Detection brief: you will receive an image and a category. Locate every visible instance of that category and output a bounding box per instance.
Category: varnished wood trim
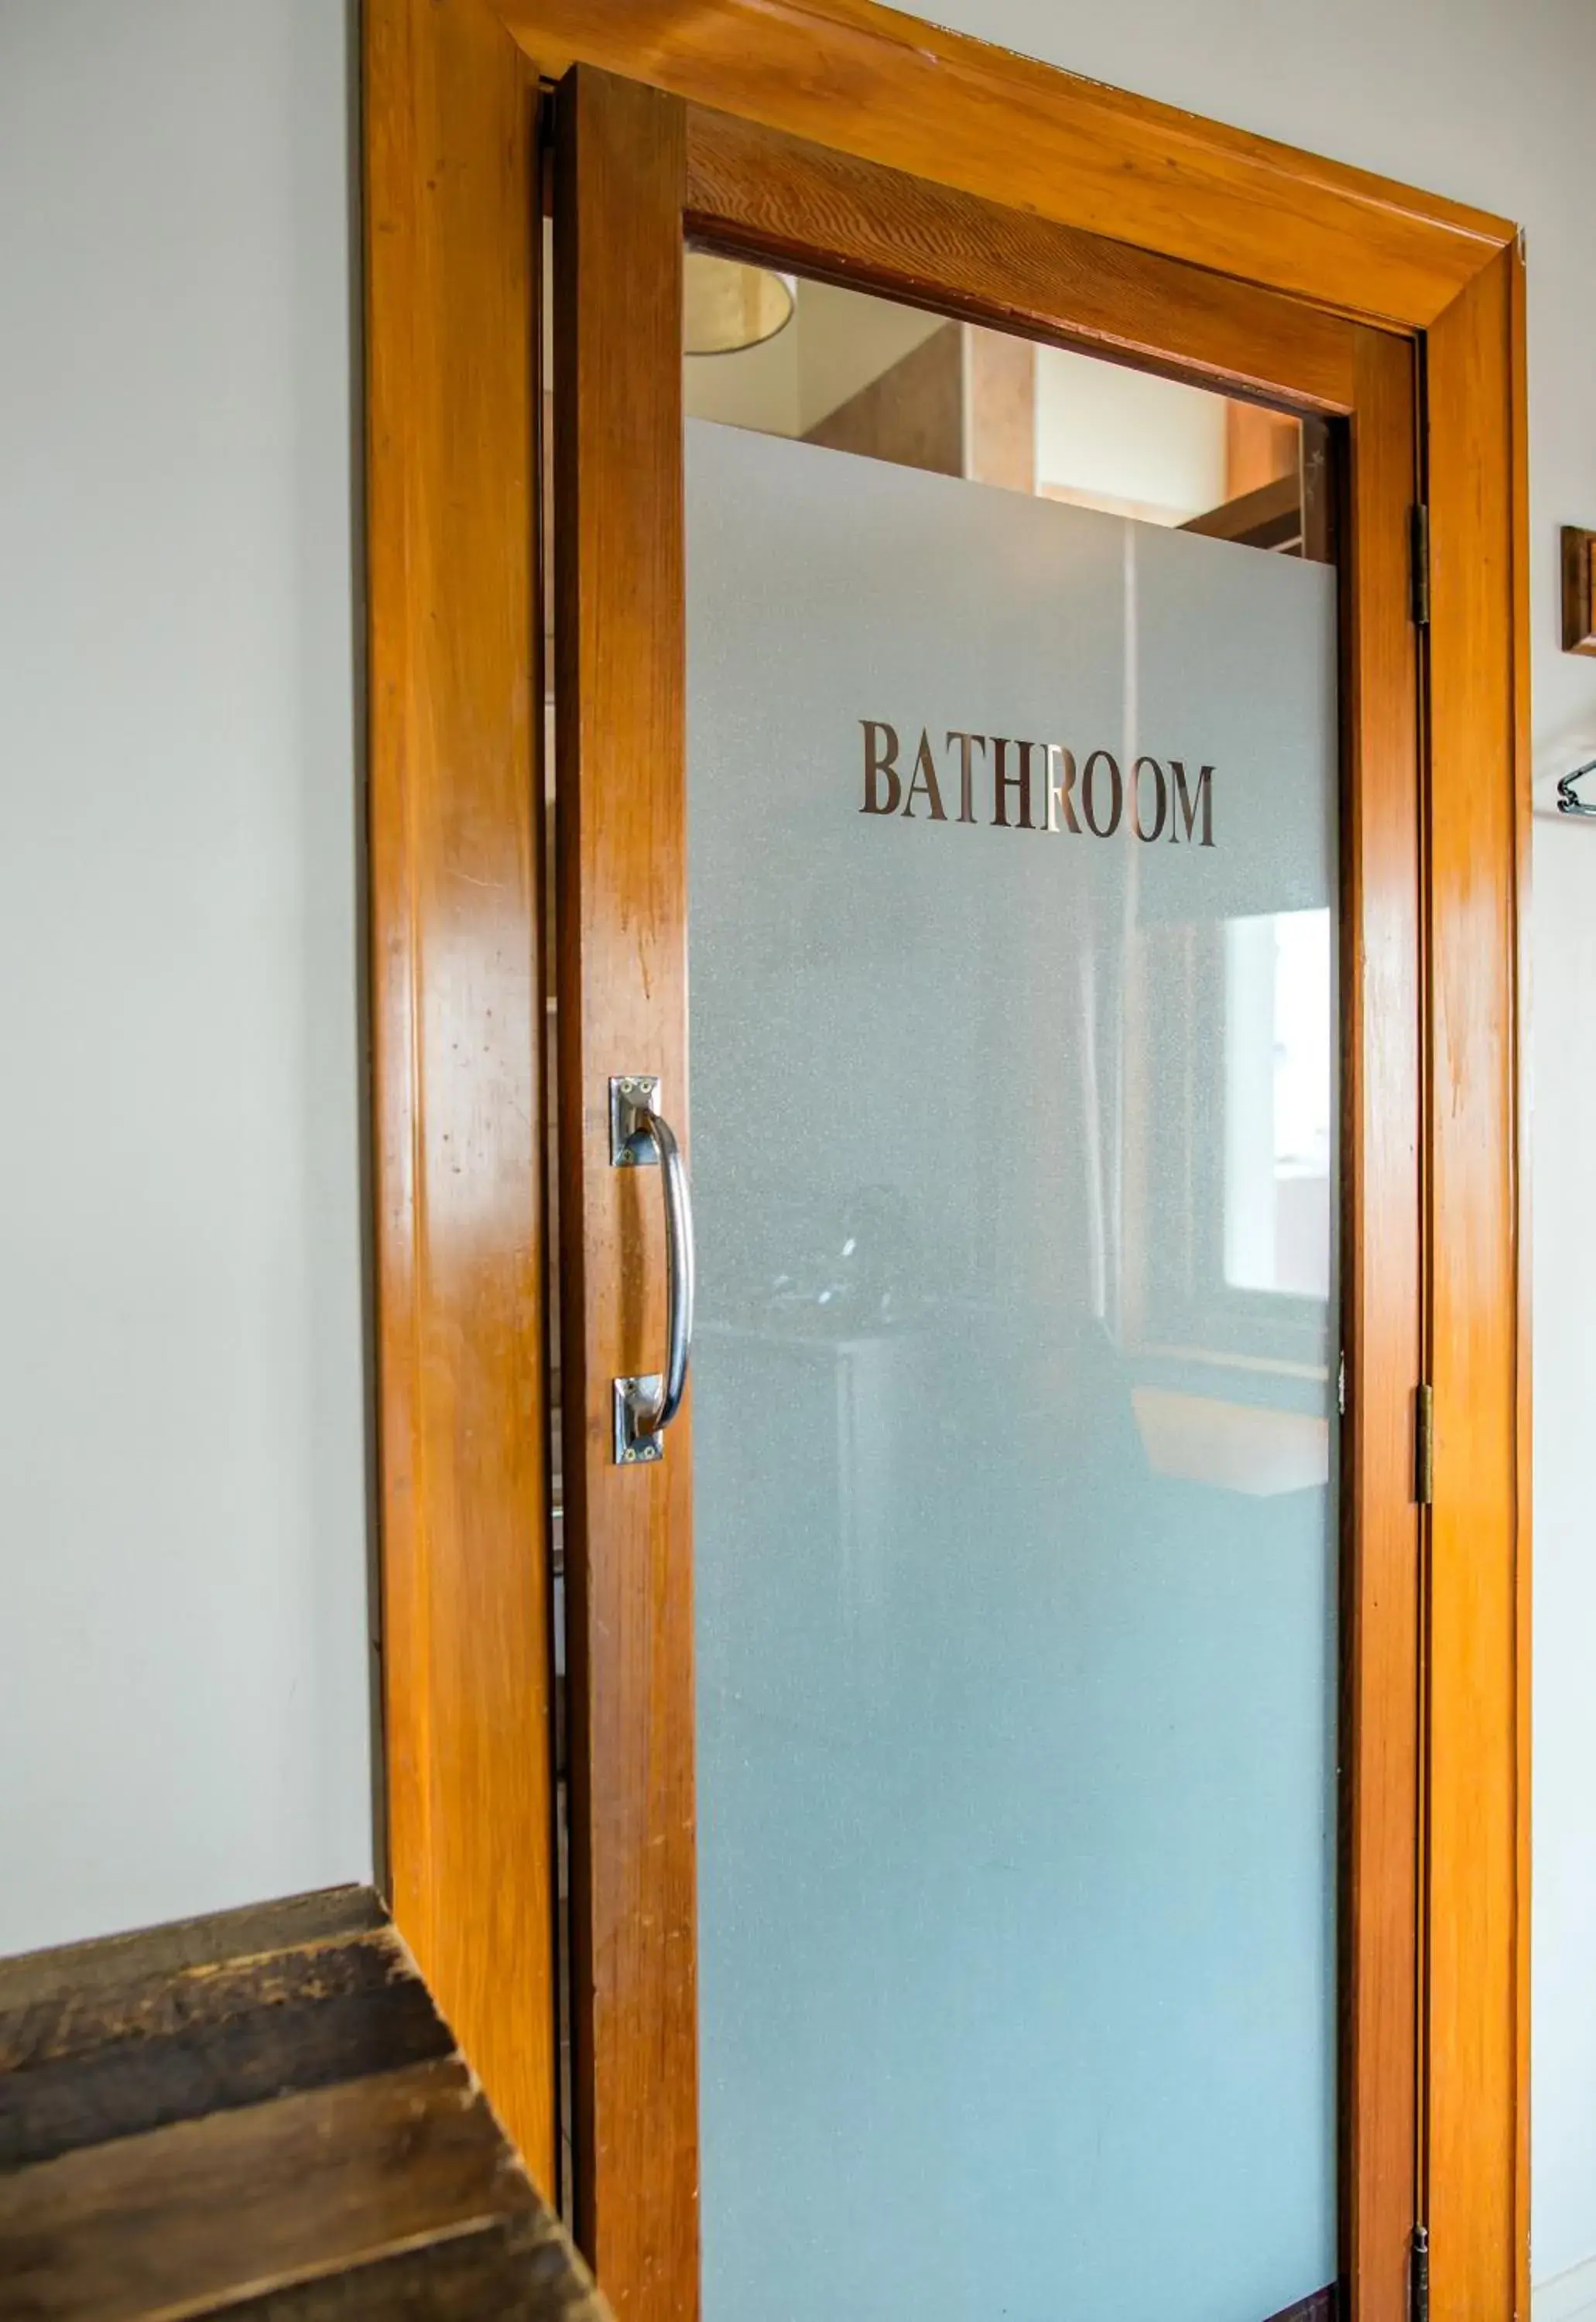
[364,0,557,2186]
[682,104,1361,411]
[553,66,698,2322]
[362,4,1529,2307]
[1339,327,1423,2322]
[1423,241,1529,2322]
[0,2057,536,2322]
[1511,238,1534,2322]
[491,0,1511,325]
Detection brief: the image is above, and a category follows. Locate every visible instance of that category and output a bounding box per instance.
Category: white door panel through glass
[686,414,1339,2322]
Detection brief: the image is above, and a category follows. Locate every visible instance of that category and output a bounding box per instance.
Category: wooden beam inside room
[800,319,1036,485]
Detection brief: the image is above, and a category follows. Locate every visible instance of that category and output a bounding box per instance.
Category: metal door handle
[610,1077,695,1464]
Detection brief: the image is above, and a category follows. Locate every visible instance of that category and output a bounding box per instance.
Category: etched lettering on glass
[902,731,948,820]
[1170,759,1215,847]
[862,720,1218,845]
[860,719,902,816]
[1132,755,1169,843]
[1081,749,1123,838]
[946,730,985,824]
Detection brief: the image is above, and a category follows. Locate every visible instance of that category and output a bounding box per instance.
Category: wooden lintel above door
[493,0,1510,324]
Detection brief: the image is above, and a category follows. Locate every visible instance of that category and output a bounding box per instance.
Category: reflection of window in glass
[1224,909,1332,1298]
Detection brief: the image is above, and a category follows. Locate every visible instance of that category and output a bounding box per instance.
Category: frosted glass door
[686,415,1339,2322]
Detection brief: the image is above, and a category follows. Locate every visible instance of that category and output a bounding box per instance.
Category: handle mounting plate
[610,1075,661,1166]
[614,1375,665,1464]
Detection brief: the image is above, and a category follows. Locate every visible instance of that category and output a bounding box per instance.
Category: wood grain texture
[1338,327,1423,2322]
[204,2214,608,2322]
[0,1930,450,2170]
[1511,236,1533,2322]
[552,67,698,2322]
[1227,401,1300,497]
[364,0,557,2183]
[0,1925,429,2077]
[1423,239,1529,2322]
[493,0,1511,325]
[0,1891,608,2322]
[0,2058,533,2322]
[0,1889,383,2022]
[683,103,1360,412]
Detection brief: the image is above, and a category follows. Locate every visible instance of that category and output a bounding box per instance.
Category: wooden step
[0,1889,606,2322]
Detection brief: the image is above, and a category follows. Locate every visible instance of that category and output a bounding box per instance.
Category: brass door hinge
[1411,504,1431,628]
[1410,2223,1430,2322]
[1415,1383,1435,1506]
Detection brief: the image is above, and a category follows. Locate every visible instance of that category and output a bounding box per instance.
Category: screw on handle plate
[613,1376,666,1464]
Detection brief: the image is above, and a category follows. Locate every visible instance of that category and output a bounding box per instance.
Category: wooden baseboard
[1265,2291,1336,2322]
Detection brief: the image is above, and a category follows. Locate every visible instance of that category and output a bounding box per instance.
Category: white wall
[917,0,1596,2286]
[1033,344,1228,521]
[0,0,372,1951]
[3,0,1594,2293]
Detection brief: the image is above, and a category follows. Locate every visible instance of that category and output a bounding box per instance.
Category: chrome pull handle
[610,1077,695,1464]
[640,1107,694,1432]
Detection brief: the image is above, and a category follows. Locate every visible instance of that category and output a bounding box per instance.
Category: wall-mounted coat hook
[1557,761,1596,818]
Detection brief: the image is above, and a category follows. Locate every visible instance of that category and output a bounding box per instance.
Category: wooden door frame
[364,3,1529,2317]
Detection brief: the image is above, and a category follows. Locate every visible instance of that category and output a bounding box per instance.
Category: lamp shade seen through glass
[684,252,796,356]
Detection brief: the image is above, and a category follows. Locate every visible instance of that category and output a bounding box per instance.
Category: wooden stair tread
[188,2216,606,2321]
[0,1925,453,2170]
[0,1892,386,2019]
[0,1891,606,2322]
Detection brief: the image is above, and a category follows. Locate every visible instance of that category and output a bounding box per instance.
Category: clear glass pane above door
[684,279,1339,2322]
